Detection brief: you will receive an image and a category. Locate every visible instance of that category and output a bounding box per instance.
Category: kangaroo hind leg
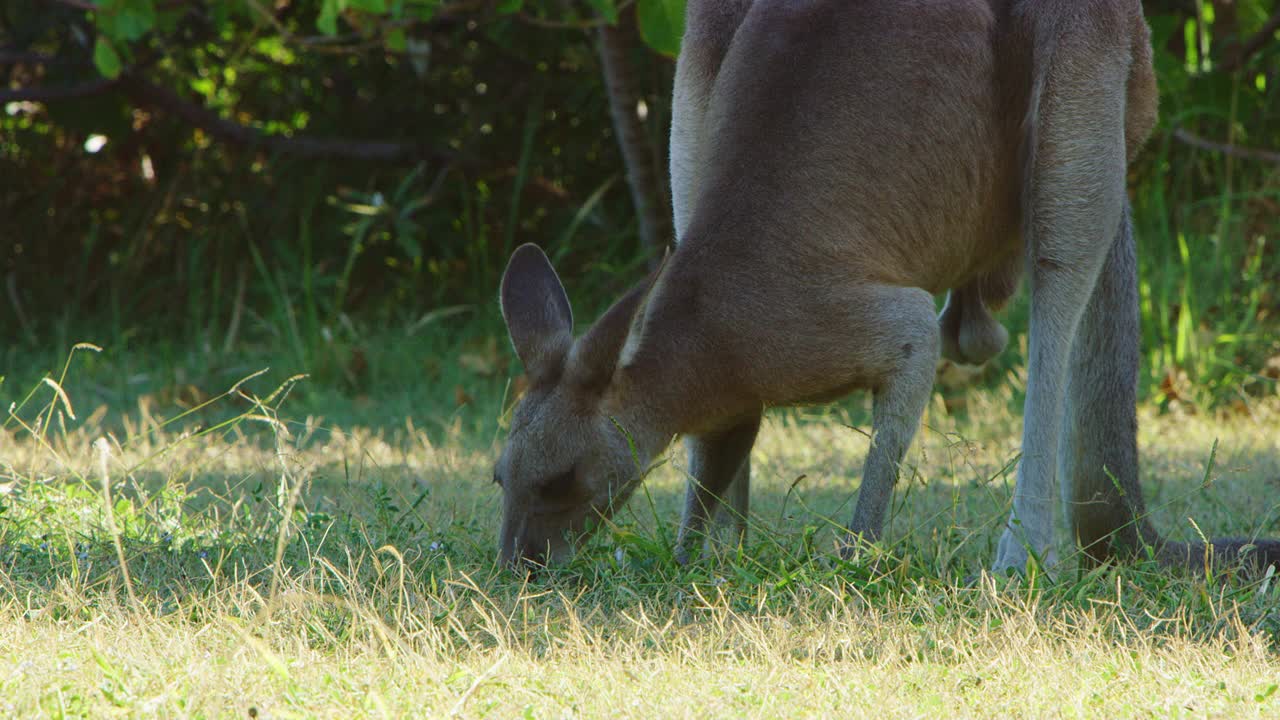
[992,9,1136,574]
[1059,203,1161,565]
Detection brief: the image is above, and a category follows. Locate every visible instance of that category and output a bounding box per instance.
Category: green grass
[2,346,1280,717]
[4,15,1277,714]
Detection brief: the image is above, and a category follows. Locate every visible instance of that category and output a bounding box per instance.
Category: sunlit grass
[2,353,1279,717]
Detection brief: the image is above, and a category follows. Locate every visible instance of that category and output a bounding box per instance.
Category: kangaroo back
[494,0,1279,577]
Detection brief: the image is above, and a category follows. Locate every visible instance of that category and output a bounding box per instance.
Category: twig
[46,0,192,11]
[1172,128,1280,165]
[268,0,481,52]
[240,0,290,39]
[223,263,248,355]
[0,77,117,103]
[5,273,35,344]
[120,74,461,163]
[1,72,461,163]
[517,0,637,30]
[0,48,76,65]
[44,0,97,9]
[2,69,468,164]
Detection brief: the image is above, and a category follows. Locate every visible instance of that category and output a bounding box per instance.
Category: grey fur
[494,0,1278,577]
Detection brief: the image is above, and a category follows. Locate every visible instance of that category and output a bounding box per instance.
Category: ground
[2,368,1279,718]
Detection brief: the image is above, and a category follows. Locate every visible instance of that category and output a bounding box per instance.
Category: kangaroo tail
[1062,200,1278,577]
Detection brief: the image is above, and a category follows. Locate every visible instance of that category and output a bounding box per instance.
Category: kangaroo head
[494,244,663,568]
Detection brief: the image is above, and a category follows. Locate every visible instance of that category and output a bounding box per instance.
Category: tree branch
[596,5,671,267]
[0,77,117,103]
[0,66,462,164]
[1218,7,1280,72]
[119,75,460,163]
[47,0,193,11]
[0,48,77,66]
[518,0,636,30]
[45,0,98,10]
[1173,128,1280,165]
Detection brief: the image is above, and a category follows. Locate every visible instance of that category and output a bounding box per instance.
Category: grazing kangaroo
[493,0,1280,575]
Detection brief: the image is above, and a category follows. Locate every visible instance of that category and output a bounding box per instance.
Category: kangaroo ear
[500,244,573,378]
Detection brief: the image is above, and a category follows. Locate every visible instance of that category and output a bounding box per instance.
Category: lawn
[2,354,1279,718]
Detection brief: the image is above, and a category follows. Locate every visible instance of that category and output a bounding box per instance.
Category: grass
[2,346,1280,718]
[4,7,1277,714]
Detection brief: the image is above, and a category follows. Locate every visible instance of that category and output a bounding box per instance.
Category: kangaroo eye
[537,469,576,500]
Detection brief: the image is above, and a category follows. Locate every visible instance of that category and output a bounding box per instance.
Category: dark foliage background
[2,0,1278,418]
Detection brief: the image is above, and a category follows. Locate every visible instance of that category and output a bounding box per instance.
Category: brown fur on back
[490,1,1276,578]
[629,0,1156,432]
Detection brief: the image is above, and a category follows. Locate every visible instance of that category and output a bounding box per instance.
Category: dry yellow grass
[2,374,1279,718]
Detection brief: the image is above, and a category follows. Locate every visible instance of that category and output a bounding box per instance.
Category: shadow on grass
[1,378,1278,659]
[3,437,1277,632]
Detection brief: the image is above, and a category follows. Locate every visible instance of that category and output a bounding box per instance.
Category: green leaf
[637,0,684,57]
[211,1,230,27]
[347,0,388,12]
[405,0,439,22]
[154,5,183,34]
[93,37,123,79]
[385,28,407,52]
[317,0,341,35]
[496,0,524,14]
[95,0,157,42]
[586,0,617,24]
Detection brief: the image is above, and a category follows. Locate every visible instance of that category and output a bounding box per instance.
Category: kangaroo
[493,0,1280,575]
